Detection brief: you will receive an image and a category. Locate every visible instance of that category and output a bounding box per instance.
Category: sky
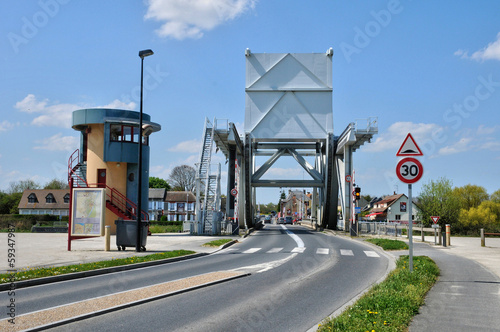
[0,0,499,205]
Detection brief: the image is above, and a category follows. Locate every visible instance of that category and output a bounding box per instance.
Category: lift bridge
[194,49,377,234]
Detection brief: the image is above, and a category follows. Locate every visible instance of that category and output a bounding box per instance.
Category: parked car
[278,217,285,224]
[264,215,272,223]
[285,216,293,224]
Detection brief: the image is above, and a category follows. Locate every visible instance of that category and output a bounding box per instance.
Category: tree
[44,178,69,189]
[491,189,500,204]
[7,179,40,194]
[417,177,460,228]
[0,192,23,214]
[458,200,500,234]
[452,184,489,210]
[149,176,171,190]
[168,165,196,192]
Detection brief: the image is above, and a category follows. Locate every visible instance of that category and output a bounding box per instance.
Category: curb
[27,272,251,332]
[1,252,208,291]
[2,239,243,291]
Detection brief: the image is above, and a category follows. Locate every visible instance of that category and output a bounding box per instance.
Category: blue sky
[0,0,499,204]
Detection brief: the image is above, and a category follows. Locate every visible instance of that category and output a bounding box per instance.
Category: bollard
[105,225,110,251]
[447,224,451,245]
[481,228,485,247]
[442,231,447,247]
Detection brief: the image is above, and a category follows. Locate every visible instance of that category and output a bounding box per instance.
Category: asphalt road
[12,225,391,331]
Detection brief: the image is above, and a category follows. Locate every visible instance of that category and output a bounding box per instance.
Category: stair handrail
[68,149,148,221]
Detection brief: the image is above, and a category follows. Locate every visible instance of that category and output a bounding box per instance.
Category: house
[148,188,166,221]
[18,189,70,217]
[365,193,419,222]
[281,190,310,219]
[148,190,196,222]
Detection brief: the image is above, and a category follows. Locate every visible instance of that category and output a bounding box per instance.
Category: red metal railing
[68,149,149,221]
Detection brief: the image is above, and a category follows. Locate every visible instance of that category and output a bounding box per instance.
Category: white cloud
[455,32,500,61]
[14,94,135,128]
[168,139,202,153]
[0,120,15,132]
[144,0,256,40]
[477,124,500,136]
[363,122,443,153]
[438,137,473,155]
[98,99,136,110]
[33,133,79,152]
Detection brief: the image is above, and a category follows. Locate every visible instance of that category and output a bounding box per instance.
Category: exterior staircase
[68,149,148,222]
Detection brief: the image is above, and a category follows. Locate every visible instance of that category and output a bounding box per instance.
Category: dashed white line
[291,247,306,253]
[316,248,329,255]
[242,248,261,254]
[340,249,354,256]
[364,251,380,258]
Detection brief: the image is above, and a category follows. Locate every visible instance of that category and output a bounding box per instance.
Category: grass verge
[318,255,439,332]
[365,238,408,250]
[0,250,195,284]
[202,239,234,247]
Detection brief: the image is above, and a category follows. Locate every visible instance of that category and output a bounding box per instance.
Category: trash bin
[114,219,148,251]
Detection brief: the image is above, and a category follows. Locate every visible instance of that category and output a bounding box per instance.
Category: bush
[150,220,183,227]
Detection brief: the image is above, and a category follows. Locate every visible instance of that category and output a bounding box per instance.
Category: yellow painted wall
[86,124,128,234]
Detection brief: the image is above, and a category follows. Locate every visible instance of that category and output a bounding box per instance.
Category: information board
[71,188,106,236]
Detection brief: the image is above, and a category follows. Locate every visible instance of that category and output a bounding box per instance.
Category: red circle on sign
[231,188,238,197]
[396,157,423,184]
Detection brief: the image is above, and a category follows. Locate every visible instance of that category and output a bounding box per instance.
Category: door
[97,169,106,188]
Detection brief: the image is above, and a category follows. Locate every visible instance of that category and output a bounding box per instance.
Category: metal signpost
[396,133,424,272]
[431,216,440,245]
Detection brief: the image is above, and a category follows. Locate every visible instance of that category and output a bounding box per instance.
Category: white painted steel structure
[200,49,378,232]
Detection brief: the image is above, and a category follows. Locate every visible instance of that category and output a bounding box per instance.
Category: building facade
[148,190,196,222]
[69,108,161,233]
[365,193,419,222]
[18,189,70,216]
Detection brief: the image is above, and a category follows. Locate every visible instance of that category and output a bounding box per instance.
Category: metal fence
[337,220,404,237]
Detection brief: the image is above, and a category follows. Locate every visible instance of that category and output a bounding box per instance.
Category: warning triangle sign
[431,216,440,224]
[397,133,423,156]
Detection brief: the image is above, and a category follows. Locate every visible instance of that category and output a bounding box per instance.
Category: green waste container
[114,219,148,251]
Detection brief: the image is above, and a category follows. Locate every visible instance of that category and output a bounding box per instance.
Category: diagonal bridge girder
[251,147,322,183]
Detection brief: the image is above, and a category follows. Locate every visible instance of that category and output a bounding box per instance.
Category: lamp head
[139,49,154,59]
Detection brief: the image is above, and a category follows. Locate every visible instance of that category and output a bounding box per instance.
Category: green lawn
[202,238,234,247]
[366,238,409,250]
[318,255,439,331]
[0,250,195,284]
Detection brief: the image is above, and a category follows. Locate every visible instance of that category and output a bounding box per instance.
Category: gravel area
[0,271,244,331]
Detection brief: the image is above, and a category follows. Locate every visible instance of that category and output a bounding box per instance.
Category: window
[395,215,401,220]
[110,124,148,145]
[46,194,56,204]
[168,203,176,211]
[64,194,70,203]
[28,193,38,203]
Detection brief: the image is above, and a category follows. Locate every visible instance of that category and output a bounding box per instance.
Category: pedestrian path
[221,247,381,258]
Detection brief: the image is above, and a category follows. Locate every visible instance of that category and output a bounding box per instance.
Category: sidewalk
[0,233,240,274]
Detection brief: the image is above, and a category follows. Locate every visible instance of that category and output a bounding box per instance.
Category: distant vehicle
[264,215,271,223]
[285,216,293,224]
[278,217,285,224]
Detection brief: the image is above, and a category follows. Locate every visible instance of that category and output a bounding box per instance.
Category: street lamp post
[136,49,154,252]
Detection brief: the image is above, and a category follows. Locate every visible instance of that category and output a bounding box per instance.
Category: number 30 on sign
[396,157,423,184]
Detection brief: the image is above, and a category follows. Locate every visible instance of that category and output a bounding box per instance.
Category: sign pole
[408,183,413,272]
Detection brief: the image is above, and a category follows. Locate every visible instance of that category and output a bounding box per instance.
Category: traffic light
[354,187,361,200]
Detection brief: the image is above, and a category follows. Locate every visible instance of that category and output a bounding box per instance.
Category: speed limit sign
[396,157,423,184]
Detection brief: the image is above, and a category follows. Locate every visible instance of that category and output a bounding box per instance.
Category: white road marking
[232,253,298,274]
[340,249,354,256]
[316,248,329,255]
[291,247,306,253]
[364,250,380,258]
[280,225,305,247]
[243,248,261,254]
[266,248,283,253]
